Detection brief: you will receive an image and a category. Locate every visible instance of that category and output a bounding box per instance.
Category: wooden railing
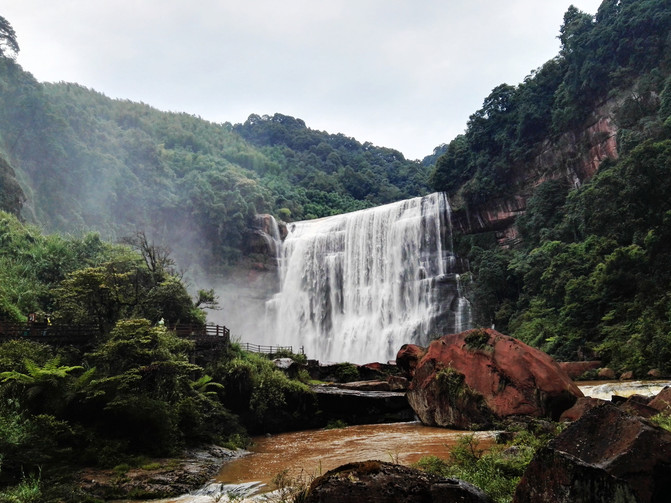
[0,320,100,341]
[0,320,231,348]
[171,323,230,339]
[239,342,304,355]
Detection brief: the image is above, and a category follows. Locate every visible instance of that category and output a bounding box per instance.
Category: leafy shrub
[415,430,557,503]
[214,352,316,432]
[334,363,359,383]
[464,330,491,351]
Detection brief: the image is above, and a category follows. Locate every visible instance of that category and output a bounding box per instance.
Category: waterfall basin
[215,421,495,490]
[116,381,671,502]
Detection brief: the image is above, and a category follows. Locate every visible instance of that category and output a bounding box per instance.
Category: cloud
[3,0,603,159]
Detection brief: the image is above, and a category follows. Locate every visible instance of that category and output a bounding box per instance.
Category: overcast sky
[3,1,603,160]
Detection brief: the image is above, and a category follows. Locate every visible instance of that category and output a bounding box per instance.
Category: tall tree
[0,16,19,59]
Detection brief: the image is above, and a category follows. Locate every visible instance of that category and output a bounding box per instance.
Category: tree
[0,16,19,59]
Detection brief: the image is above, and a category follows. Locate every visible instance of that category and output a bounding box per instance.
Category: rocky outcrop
[514,403,671,503]
[76,445,244,501]
[451,195,527,238]
[303,460,493,503]
[452,100,619,243]
[312,385,414,426]
[401,329,582,429]
[246,213,283,258]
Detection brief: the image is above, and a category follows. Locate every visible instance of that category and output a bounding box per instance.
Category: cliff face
[451,100,620,244]
[0,156,25,216]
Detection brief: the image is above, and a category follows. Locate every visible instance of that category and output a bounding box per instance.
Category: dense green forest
[0,53,429,271]
[3,0,671,499]
[2,1,671,372]
[0,211,315,501]
[431,0,671,373]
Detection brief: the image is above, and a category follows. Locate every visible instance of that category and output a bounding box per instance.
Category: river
[124,380,671,502]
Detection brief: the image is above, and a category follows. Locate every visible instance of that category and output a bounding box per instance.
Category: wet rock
[387,375,409,390]
[619,395,658,419]
[514,403,671,503]
[76,445,245,500]
[396,344,427,379]
[649,386,671,412]
[340,380,393,391]
[598,367,616,379]
[312,385,414,425]
[620,370,635,380]
[360,362,399,380]
[402,329,582,429]
[338,376,408,392]
[559,396,607,422]
[303,460,492,503]
[648,369,662,378]
[558,360,602,379]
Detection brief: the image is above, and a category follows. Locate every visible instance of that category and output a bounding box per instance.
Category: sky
[2,1,604,161]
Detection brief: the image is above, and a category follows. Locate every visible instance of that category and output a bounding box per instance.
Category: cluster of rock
[76,446,244,500]
[515,401,671,502]
[302,328,671,502]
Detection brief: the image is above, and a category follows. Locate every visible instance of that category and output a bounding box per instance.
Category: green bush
[334,363,359,383]
[415,430,556,503]
[213,352,316,432]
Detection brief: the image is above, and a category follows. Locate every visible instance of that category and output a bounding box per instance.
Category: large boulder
[558,360,602,379]
[514,403,671,503]
[401,329,582,429]
[302,460,492,503]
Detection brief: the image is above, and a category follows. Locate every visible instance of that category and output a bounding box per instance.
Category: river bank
[79,379,671,502]
[75,446,247,501]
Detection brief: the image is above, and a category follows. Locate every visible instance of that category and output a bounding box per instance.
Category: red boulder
[401,329,583,429]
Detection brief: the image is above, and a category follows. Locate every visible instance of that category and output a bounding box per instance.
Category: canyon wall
[452,100,620,244]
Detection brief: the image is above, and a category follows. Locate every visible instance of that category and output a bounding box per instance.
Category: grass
[651,411,671,432]
[0,475,42,503]
[414,426,560,503]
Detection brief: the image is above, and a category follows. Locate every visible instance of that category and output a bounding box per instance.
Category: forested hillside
[0,56,429,272]
[3,0,671,377]
[430,0,671,374]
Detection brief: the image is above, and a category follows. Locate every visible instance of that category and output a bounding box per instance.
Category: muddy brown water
[118,380,671,501]
[215,421,495,488]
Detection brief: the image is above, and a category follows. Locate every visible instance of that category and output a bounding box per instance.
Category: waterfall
[454,274,473,334]
[266,192,470,363]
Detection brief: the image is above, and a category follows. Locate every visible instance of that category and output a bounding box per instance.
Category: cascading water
[455,274,473,334]
[266,192,471,363]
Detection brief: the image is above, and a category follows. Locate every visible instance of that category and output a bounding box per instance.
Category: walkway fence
[239,342,304,355]
[0,320,100,345]
[0,319,231,349]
